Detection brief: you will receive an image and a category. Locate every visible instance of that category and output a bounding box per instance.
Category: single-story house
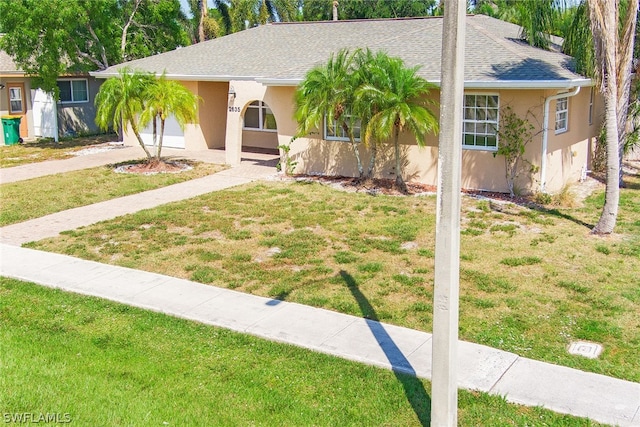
[1,48,103,144]
[93,15,603,194]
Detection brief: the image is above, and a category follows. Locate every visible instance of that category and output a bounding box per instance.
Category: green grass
[0,278,602,426]
[0,134,119,167]
[0,162,225,226]
[24,173,640,384]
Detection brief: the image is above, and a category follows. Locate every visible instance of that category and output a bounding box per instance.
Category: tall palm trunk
[593,77,620,234]
[590,0,621,234]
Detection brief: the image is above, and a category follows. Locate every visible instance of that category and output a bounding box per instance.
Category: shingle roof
[95,15,589,88]
[0,49,23,74]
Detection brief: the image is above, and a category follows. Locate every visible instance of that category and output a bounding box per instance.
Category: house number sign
[228,106,241,112]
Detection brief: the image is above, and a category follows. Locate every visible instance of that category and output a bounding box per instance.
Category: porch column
[225,82,242,165]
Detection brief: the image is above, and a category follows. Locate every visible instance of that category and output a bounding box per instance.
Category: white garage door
[140,115,185,149]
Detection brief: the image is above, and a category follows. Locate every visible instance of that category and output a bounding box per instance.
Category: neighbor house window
[463,94,499,150]
[324,115,361,142]
[588,88,594,125]
[57,79,88,103]
[244,101,276,131]
[555,96,568,133]
[8,86,23,113]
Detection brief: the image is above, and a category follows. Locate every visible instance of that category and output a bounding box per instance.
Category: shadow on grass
[535,206,595,230]
[340,270,431,426]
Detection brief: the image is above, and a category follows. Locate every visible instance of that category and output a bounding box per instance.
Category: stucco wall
[57,77,102,136]
[120,78,603,194]
[288,87,601,194]
[196,81,228,149]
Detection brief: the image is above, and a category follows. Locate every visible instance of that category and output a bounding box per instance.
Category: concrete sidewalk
[1,244,638,426]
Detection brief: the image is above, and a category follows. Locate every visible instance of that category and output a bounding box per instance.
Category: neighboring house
[0,48,102,144]
[94,15,603,194]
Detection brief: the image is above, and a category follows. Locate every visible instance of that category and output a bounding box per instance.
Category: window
[463,94,499,150]
[324,115,361,142]
[555,96,568,133]
[57,79,89,103]
[244,101,276,131]
[9,86,23,113]
[588,87,594,125]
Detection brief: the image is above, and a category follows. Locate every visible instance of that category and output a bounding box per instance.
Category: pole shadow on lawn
[339,270,431,426]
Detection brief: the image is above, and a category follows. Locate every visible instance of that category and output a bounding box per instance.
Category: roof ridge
[467,17,529,61]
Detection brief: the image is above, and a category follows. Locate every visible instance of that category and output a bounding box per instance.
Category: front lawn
[26,171,640,384]
[0,162,225,226]
[0,278,601,426]
[0,134,119,168]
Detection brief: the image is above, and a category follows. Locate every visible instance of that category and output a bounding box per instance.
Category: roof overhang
[91,71,593,91]
[257,77,593,89]
[90,71,261,82]
[0,72,27,77]
[462,78,593,89]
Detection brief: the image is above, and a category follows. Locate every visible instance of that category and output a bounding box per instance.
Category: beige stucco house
[1,48,103,144]
[94,15,603,194]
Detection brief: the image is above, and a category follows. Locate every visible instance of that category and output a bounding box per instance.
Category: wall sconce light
[0,84,5,90]
[228,85,236,100]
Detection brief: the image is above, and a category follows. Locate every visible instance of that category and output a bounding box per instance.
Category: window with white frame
[588,88,594,125]
[8,86,23,113]
[57,79,89,103]
[463,94,499,150]
[555,96,568,133]
[324,115,361,142]
[244,101,277,131]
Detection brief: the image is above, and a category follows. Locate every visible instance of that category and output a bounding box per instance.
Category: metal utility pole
[431,0,465,426]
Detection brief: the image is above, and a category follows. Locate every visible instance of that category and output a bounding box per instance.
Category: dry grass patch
[0,134,119,167]
[27,174,640,383]
[0,162,225,226]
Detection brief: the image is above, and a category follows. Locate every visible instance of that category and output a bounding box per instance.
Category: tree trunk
[342,120,363,178]
[157,117,166,161]
[152,118,158,158]
[366,142,377,179]
[591,0,620,235]
[393,127,406,192]
[198,0,208,43]
[130,121,153,159]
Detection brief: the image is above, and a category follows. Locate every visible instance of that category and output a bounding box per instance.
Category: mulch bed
[114,160,192,175]
[288,173,534,205]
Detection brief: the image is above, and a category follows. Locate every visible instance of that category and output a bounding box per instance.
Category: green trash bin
[2,116,22,145]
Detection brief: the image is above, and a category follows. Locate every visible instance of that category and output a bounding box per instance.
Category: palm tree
[230,0,298,31]
[187,0,231,41]
[295,48,365,178]
[95,67,154,159]
[139,74,201,162]
[588,0,638,234]
[352,49,389,179]
[356,54,439,191]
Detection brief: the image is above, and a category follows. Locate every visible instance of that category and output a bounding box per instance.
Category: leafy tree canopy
[0,0,189,96]
[303,0,436,21]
